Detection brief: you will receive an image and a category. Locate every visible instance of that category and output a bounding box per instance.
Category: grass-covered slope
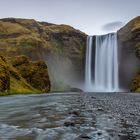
[0,55,50,95]
[118,16,140,91]
[0,18,87,94]
[0,56,10,94]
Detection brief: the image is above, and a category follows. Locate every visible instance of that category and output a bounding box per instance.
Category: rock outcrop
[0,56,10,92]
[0,18,87,94]
[118,16,140,91]
[0,55,50,95]
[11,56,50,92]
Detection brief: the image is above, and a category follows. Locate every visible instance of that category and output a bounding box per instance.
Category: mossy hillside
[0,18,87,91]
[0,18,86,62]
[0,56,10,93]
[11,56,50,93]
[118,16,140,55]
[0,55,50,95]
[0,56,36,95]
[0,20,48,59]
[118,16,140,92]
[0,21,31,35]
[131,70,140,92]
[135,43,140,59]
[0,18,86,66]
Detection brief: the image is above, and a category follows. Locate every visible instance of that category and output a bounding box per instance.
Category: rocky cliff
[0,18,87,94]
[118,16,140,91]
[0,55,50,95]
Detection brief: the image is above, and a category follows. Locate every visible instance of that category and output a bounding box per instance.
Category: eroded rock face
[0,56,10,92]
[11,56,50,93]
[130,70,140,92]
[0,18,87,92]
[0,55,50,95]
[118,17,140,91]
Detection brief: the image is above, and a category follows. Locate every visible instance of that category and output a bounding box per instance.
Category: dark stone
[97,107,104,111]
[68,110,80,116]
[79,134,92,139]
[97,132,102,135]
[64,121,75,127]
[70,88,83,92]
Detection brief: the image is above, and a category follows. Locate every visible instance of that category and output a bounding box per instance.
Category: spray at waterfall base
[85,33,119,92]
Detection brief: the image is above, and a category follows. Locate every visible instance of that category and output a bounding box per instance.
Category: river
[0,92,139,140]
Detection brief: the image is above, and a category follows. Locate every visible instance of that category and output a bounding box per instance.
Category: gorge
[0,17,140,94]
[0,17,140,140]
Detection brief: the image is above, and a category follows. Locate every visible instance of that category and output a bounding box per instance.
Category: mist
[102,21,124,32]
[43,54,85,91]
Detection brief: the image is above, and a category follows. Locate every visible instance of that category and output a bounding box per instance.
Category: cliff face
[0,55,50,95]
[118,17,140,91]
[11,56,50,93]
[0,56,10,93]
[0,18,87,93]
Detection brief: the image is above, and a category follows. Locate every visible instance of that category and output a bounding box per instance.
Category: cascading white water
[85,36,93,90]
[85,33,119,92]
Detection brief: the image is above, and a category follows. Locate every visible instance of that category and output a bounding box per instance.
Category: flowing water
[85,36,93,90]
[0,93,139,140]
[85,33,119,92]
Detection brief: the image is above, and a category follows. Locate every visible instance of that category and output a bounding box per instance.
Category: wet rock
[91,96,96,99]
[70,88,83,92]
[64,121,75,127]
[97,107,104,112]
[79,134,92,139]
[97,132,102,135]
[130,113,135,116]
[118,133,128,137]
[68,110,80,116]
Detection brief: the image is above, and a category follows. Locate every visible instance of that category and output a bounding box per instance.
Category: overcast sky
[0,0,139,35]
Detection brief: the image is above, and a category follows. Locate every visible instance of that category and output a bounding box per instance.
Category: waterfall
[85,33,119,92]
[85,36,93,91]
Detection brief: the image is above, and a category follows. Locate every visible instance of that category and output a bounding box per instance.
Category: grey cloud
[0,0,140,34]
[102,22,124,32]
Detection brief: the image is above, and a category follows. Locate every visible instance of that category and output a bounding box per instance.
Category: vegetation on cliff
[130,70,140,92]
[0,18,87,94]
[118,16,140,92]
[0,55,50,95]
[11,56,50,92]
[0,56,10,93]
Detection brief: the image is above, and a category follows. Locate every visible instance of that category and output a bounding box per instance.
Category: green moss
[0,55,50,96]
[9,76,40,94]
[11,56,50,93]
[135,88,140,92]
[130,70,140,92]
[0,21,30,35]
[0,18,87,93]
[135,43,140,59]
[0,56,10,92]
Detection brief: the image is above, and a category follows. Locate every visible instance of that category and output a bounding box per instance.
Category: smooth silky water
[85,33,119,92]
[0,93,136,140]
